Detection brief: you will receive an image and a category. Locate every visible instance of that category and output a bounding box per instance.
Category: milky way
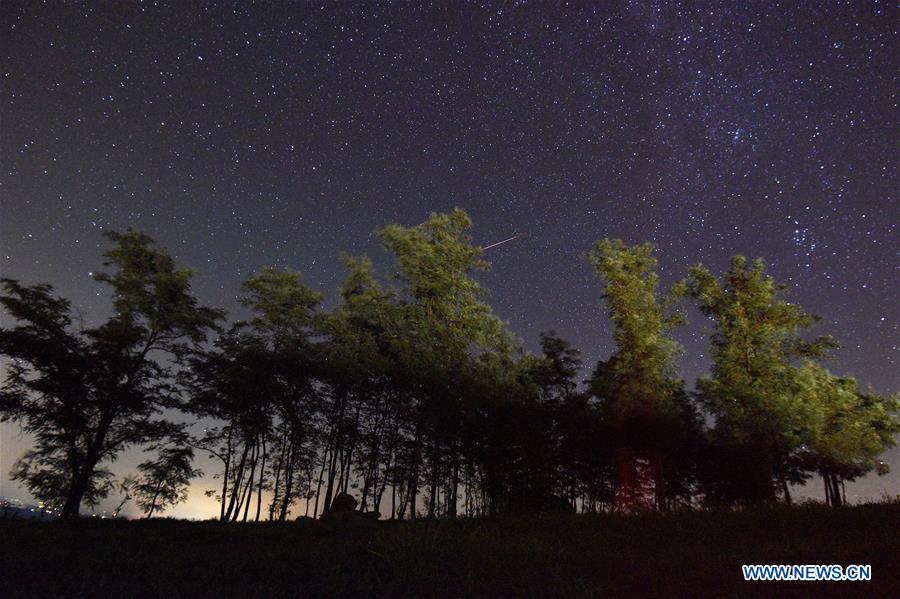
[1,2,896,510]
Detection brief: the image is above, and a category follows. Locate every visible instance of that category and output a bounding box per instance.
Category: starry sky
[1,1,897,514]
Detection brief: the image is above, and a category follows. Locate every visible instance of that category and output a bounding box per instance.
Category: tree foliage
[679,256,844,503]
[585,240,700,509]
[1,216,895,519]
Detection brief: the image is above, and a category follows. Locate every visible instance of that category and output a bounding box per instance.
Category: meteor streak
[481,232,524,251]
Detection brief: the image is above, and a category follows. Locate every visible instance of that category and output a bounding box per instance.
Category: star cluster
[1,2,896,505]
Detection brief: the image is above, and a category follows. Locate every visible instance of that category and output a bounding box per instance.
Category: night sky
[1,1,897,514]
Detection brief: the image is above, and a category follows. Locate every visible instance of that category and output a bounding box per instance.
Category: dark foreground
[2,504,898,598]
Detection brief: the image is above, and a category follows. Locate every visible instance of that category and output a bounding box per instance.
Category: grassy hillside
[2,504,898,598]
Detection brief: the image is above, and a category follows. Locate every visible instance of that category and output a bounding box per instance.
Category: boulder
[328,492,357,513]
[322,493,382,522]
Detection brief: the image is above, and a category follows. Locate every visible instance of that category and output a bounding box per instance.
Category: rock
[321,493,382,522]
[328,492,357,513]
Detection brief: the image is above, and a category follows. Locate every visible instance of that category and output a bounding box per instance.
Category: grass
[2,503,898,598]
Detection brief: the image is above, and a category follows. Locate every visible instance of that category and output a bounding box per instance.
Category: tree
[378,209,516,518]
[530,331,582,404]
[133,443,202,518]
[795,362,899,506]
[189,331,277,521]
[678,256,837,504]
[316,255,402,518]
[188,267,322,522]
[585,239,689,510]
[240,267,322,521]
[0,229,221,520]
[479,333,586,514]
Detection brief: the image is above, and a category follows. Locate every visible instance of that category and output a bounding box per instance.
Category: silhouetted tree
[518,333,587,512]
[133,443,201,518]
[240,267,322,521]
[319,256,401,517]
[188,267,321,521]
[0,230,221,520]
[189,331,268,521]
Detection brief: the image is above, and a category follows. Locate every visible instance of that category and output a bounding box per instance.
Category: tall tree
[378,209,515,518]
[679,256,837,504]
[478,333,585,514]
[190,331,279,521]
[240,267,322,521]
[188,267,322,521]
[319,256,401,517]
[585,239,687,510]
[0,230,221,520]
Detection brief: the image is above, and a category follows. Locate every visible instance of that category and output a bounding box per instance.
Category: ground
[2,503,898,598]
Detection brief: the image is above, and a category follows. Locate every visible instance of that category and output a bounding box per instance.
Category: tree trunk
[255,435,267,522]
[220,423,234,520]
[781,477,792,505]
[322,445,340,516]
[652,452,665,511]
[240,441,259,522]
[269,445,283,522]
[278,428,298,521]
[830,473,843,507]
[145,478,164,519]
[313,446,328,519]
[58,413,115,521]
[224,441,252,521]
[59,469,92,521]
[448,456,459,518]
